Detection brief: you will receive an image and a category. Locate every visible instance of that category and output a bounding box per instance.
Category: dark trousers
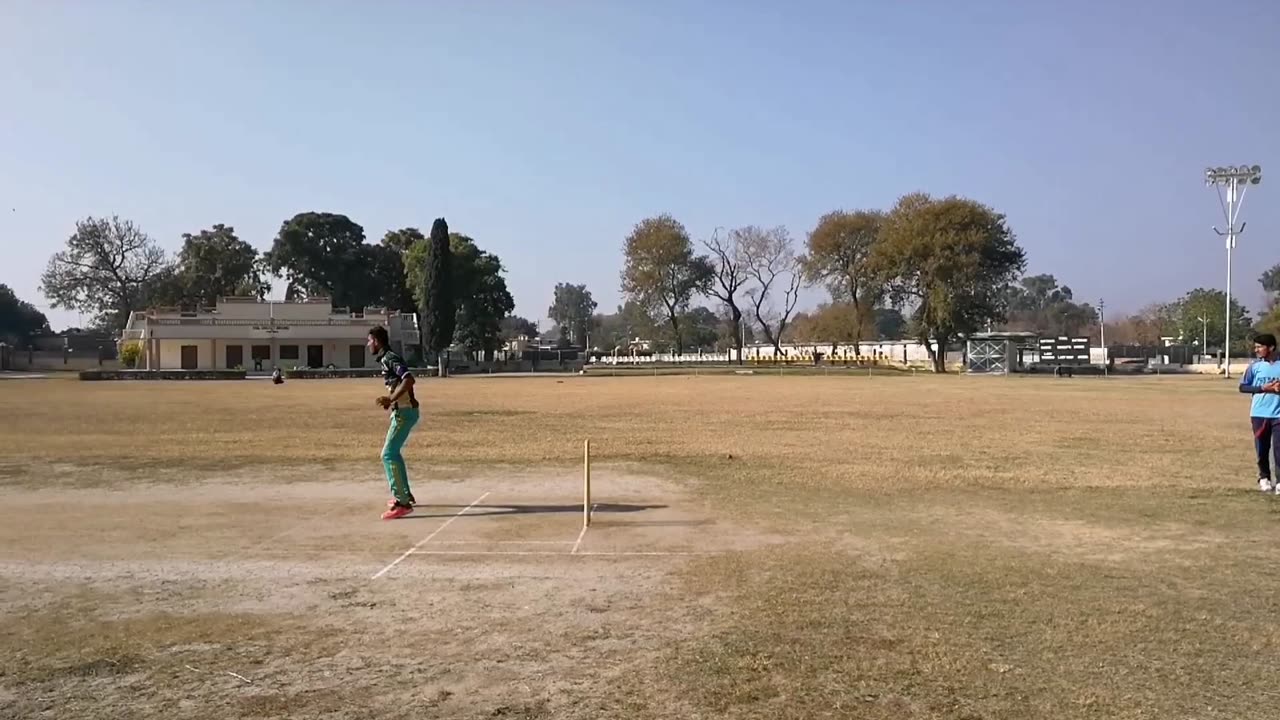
[1252,417,1280,479]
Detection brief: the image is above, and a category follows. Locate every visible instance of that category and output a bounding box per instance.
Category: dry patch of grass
[3,374,1278,718]
[671,539,1280,719]
[0,374,1256,495]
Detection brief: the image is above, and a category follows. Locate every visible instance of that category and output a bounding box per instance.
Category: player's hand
[375,396,391,409]
[1266,381,1280,393]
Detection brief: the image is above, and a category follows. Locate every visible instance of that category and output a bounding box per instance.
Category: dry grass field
[2,372,1279,719]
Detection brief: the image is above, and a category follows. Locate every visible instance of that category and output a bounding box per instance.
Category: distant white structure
[591,340,957,365]
[119,297,419,371]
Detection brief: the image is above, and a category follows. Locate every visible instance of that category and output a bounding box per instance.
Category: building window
[280,345,300,360]
[251,345,270,360]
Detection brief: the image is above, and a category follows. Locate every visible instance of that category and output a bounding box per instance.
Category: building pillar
[211,339,217,370]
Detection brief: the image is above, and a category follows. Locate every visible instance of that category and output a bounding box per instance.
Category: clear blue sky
[3,0,1278,332]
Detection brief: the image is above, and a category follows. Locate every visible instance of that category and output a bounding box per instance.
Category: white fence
[593,353,731,365]
[591,341,944,365]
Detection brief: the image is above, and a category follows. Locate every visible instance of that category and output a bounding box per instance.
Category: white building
[120,297,419,371]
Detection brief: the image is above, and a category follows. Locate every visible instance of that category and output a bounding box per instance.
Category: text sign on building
[1038,336,1091,365]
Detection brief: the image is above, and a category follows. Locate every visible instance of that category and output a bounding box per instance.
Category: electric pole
[1098,299,1106,371]
[1206,164,1262,378]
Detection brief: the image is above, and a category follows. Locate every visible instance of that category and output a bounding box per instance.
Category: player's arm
[1239,365,1256,393]
[1239,365,1270,393]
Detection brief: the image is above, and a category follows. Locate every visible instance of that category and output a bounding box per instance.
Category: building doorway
[307,344,324,368]
[349,344,366,368]
[180,345,198,370]
[225,344,243,369]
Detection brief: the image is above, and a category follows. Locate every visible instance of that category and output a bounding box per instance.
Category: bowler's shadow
[405,502,666,519]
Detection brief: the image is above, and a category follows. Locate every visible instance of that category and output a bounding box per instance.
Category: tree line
[535,198,1280,368]
[7,197,1280,369]
[29,213,514,367]
[583,192,1028,372]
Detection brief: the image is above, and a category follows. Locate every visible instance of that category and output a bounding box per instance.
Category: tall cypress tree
[419,217,456,375]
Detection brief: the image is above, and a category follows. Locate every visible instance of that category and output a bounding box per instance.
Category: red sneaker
[382,503,414,520]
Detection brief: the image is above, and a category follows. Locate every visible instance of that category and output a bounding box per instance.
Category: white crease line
[432,540,574,545]
[413,550,710,557]
[370,491,490,579]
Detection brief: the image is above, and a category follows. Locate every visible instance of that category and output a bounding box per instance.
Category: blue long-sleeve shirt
[1240,360,1280,418]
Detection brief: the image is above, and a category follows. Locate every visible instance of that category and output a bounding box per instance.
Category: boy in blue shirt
[1239,333,1280,493]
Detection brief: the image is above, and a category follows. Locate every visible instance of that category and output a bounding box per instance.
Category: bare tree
[40,215,168,331]
[703,227,748,362]
[739,225,805,354]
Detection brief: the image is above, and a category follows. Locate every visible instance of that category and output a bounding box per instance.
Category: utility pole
[1098,299,1106,372]
[1206,165,1262,378]
[1197,315,1209,363]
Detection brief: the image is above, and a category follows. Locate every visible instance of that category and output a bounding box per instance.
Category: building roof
[965,331,1039,340]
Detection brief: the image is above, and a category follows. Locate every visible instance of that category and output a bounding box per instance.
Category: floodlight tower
[1206,164,1262,378]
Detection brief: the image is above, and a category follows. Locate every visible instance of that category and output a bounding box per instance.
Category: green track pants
[382,407,419,505]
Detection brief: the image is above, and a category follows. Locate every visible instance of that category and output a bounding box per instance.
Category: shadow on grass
[402,502,666,518]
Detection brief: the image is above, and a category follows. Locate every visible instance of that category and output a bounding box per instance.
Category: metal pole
[1199,316,1207,362]
[1207,165,1262,377]
[1225,179,1236,378]
[1099,299,1106,373]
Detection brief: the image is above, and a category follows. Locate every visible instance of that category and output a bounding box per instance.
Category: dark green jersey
[378,350,418,409]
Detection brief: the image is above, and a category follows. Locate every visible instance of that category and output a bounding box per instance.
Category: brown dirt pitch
[2,373,1279,719]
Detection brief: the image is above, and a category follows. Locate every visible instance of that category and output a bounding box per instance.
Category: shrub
[119,342,142,368]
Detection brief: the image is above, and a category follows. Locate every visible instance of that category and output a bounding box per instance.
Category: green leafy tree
[1004,274,1097,336]
[362,243,415,313]
[1169,288,1252,352]
[406,229,509,363]
[148,224,269,307]
[785,302,857,345]
[500,315,540,342]
[264,212,367,306]
[0,284,50,344]
[382,227,425,254]
[594,301,660,353]
[876,192,1027,372]
[803,209,885,354]
[874,307,906,340]
[449,235,514,361]
[416,218,456,373]
[1257,266,1280,339]
[548,283,598,347]
[620,214,714,355]
[40,215,168,330]
[676,306,721,352]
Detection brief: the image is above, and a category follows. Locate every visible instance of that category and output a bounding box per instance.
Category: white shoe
[1261,477,1276,493]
